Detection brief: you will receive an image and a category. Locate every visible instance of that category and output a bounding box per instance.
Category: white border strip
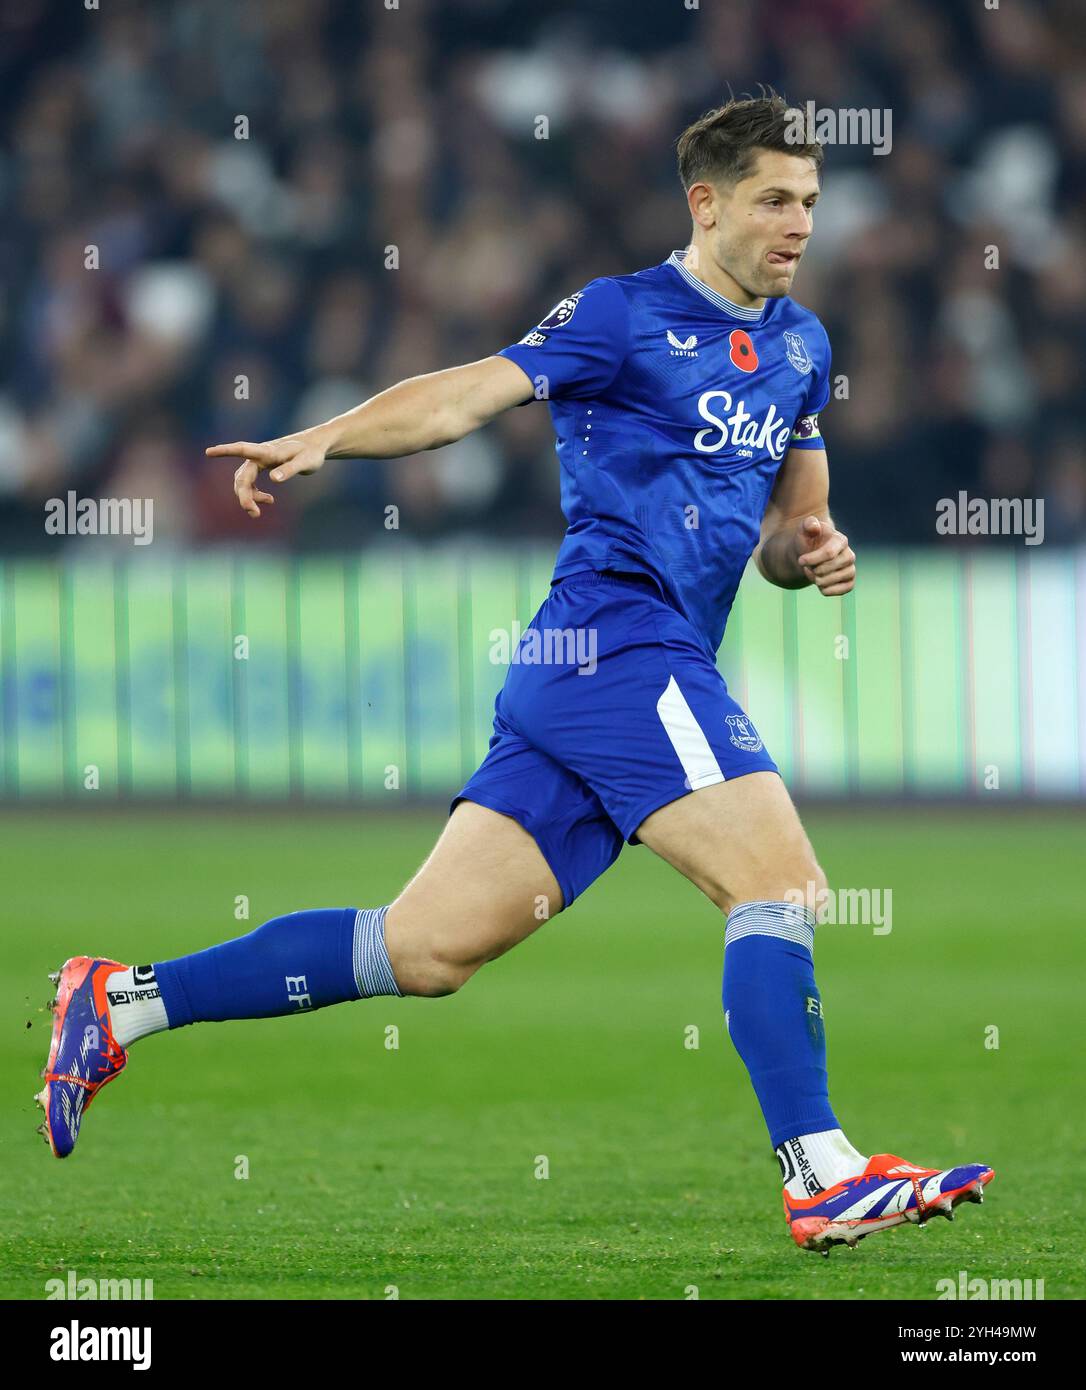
[667,249,765,322]
[656,675,725,790]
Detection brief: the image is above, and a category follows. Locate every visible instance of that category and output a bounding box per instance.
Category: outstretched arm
[206,355,534,518]
[753,446,856,596]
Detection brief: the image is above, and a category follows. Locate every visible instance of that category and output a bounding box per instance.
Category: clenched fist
[795,515,856,596]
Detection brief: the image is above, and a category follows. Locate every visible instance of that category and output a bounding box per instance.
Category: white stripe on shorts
[655,675,725,790]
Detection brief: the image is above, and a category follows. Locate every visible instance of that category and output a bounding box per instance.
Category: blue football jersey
[499,249,832,655]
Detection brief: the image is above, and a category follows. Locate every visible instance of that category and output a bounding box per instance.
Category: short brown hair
[676,91,824,190]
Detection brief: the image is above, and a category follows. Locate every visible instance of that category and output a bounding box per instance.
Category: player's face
[708,150,820,301]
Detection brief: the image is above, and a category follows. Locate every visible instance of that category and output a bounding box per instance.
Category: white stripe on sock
[353,906,401,999]
[725,900,816,955]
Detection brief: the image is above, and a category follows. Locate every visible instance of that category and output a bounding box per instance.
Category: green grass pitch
[3,806,1082,1300]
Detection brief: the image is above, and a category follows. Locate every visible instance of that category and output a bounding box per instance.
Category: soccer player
[38,95,992,1253]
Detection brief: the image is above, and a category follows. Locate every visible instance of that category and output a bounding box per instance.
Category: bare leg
[634,771,826,911]
[384,800,563,996]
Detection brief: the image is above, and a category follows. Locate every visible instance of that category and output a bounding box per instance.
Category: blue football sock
[155,906,400,1028]
[721,900,838,1150]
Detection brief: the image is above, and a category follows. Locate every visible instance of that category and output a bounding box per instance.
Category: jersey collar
[666,249,767,324]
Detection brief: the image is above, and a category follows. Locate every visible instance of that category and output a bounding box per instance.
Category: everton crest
[726,713,764,752]
[783,330,813,376]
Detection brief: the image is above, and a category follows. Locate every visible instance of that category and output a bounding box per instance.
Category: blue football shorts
[452,571,779,908]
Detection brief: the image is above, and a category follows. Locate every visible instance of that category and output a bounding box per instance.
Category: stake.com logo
[694,390,793,461]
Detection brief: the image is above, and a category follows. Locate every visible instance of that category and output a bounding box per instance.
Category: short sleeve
[789,324,831,450]
[498,277,631,401]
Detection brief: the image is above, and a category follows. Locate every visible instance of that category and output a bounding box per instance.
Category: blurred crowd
[1,0,1084,552]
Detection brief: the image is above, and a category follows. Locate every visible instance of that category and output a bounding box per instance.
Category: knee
[384,904,486,998]
[398,945,477,999]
